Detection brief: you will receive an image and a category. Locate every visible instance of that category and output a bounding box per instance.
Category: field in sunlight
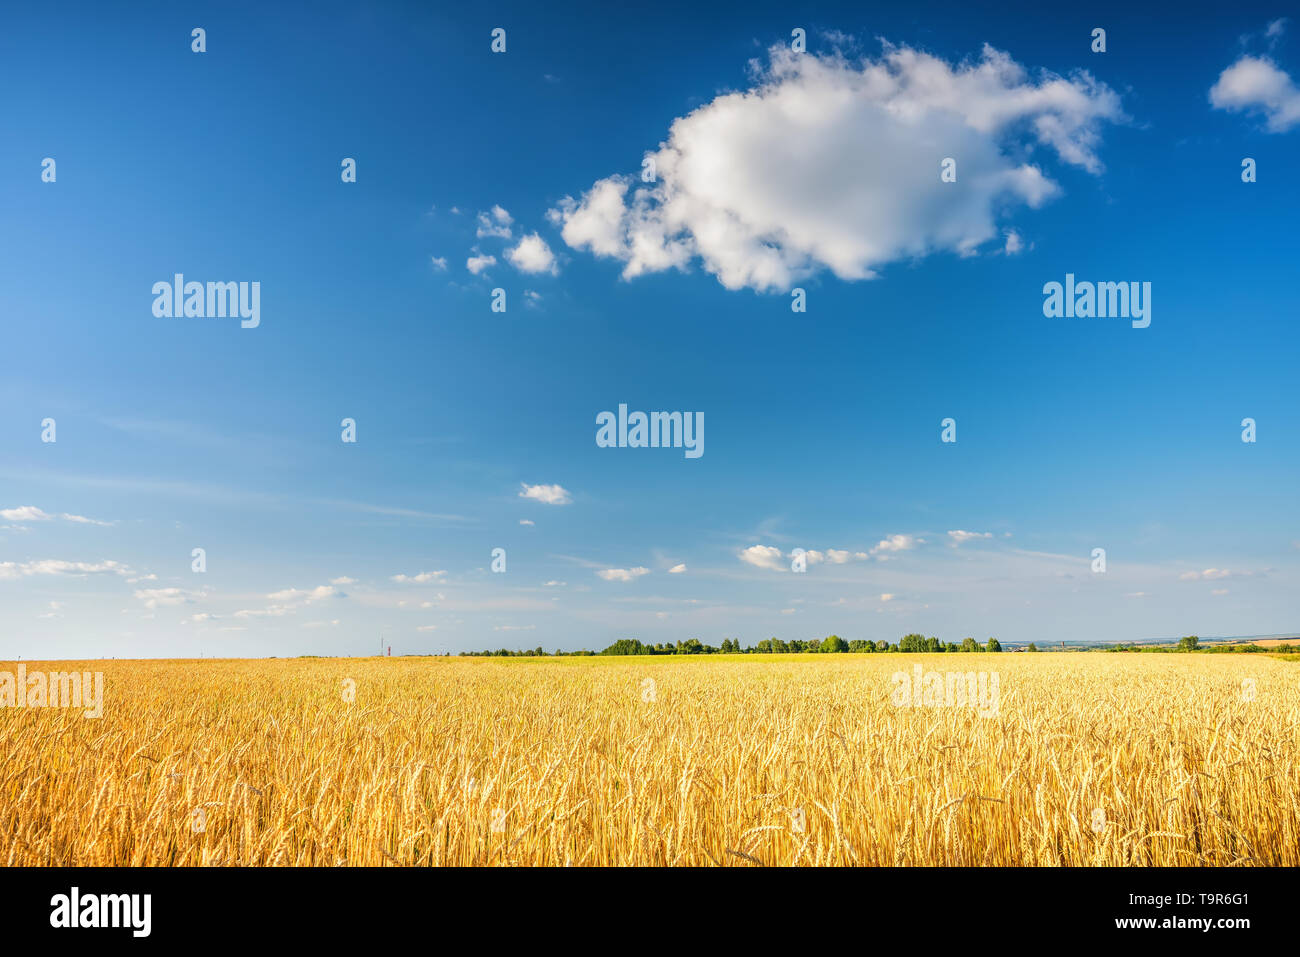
[2,654,1297,866]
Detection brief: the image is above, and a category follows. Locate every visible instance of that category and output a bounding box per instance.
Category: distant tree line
[450,634,1297,657]
[1201,643,1299,653]
[459,646,597,657]
[459,634,1007,657]
[1099,636,1300,653]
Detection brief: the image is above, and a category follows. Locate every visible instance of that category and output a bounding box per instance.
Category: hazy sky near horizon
[2,1,1298,658]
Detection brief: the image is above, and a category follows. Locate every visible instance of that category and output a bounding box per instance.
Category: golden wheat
[2,654,1297,866]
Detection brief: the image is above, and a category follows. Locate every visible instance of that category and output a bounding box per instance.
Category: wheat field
[2,654,1297,866]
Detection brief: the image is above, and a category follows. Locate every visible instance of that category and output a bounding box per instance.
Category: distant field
[2,655,1297,866]
[1219,638,1299,649]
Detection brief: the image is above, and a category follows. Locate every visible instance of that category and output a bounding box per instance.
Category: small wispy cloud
[234,605,294,619]
[61,513,113,526]
[267,585,336,602]
[948,529,994,546]
[1178,568,1233,581]
[392,570,447,584]
[2,506,115,526]
[134,587,200,610]
[596,567,650,582]
[1,559,132,579]
[519,483,572,505]
[871,534,919,557]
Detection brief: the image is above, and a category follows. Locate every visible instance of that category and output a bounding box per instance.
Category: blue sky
[2,1,1298,657]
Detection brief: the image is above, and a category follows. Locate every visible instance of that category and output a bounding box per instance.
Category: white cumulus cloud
[506,233,559,274]
[1210,55,1300,132]
[549,41,1123,292]
[466,253,497,275]
[739,545,784,571]
[1,506,52,521]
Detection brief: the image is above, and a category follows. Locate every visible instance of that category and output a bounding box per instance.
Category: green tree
[601,638,649,656]
[820,634,848,654]
[899,633,926,653]
[986,637,1002,653]
[1177,635,1200,652]
[960,637,980,653]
